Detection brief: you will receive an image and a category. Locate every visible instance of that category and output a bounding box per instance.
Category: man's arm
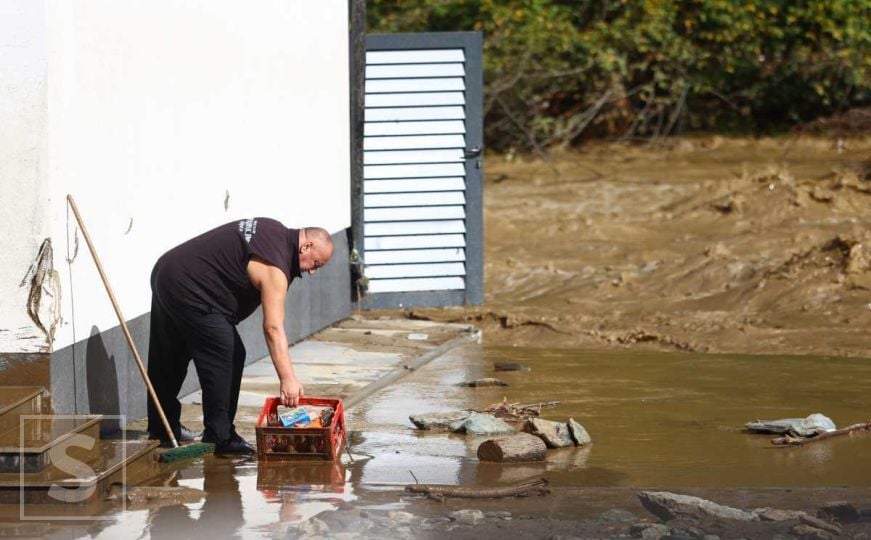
[247,257,304,407]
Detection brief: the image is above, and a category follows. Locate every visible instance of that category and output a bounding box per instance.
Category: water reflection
[147,458,245,539]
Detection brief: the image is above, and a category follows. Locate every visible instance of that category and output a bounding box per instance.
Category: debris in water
[771,420,871,448]
[405,477,550,501]
[457,377,509,388]
[477,397,560,421]
[477,432,546,463]
[494,361,529,372]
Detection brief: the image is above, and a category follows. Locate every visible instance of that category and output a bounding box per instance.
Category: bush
[367,0,871,150]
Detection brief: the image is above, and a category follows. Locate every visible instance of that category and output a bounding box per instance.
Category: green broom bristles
[156,442,215,463]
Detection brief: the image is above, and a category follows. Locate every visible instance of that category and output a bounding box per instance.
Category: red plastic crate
[255,397,345,461]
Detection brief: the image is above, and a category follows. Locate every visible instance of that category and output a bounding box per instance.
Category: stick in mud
[404,478,550,502]
[770,421,871,447]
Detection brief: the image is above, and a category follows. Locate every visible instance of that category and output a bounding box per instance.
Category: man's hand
[280,375,304,407]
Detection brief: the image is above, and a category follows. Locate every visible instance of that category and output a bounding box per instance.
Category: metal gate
[359,32,483,309]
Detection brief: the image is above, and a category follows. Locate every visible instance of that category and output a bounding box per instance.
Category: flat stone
[567,418,592,446]
[638,491,759,523]
[458,377,509,387]
[755,507,812,522]
[449,509,485,525]
[798,515,842,535]
[409,411,471,430]
[451,412,515,436]
[790,524,835,540]
[817,501,860,523]
[523,418,574,448]
[745,413,835,437]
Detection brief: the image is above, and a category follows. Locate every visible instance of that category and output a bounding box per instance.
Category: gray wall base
[49,230,352,426]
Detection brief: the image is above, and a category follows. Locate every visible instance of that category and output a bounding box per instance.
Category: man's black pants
[146,277,246,445]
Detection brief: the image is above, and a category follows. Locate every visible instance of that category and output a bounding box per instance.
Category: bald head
[299,227,334,275]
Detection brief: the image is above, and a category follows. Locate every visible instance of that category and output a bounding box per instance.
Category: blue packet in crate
[278,406,311,427]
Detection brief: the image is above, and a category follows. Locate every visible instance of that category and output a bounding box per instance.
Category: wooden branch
[771,421,871,447]
[405,478,550,501]
[495,96,559,176]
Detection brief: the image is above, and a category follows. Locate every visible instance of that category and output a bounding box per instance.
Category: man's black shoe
[214,434,256,455]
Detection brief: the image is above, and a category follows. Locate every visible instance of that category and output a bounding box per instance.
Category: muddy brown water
[346,345,871,489]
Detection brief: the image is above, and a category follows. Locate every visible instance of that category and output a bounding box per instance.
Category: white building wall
[0,0,51,353]
[0,0,351,353]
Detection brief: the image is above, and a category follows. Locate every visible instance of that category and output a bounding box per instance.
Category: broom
[67,195,213,463]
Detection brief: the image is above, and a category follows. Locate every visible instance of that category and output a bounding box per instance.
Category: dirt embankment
[388,136,871,358]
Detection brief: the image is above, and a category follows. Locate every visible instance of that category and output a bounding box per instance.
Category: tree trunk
[477,433,547,463]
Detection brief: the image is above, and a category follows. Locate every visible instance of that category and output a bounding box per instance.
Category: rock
[524,418,575,448]
[598,508,636,523]
[567,418,592,446]
[636,523,670,540]
[409,411,470,430]
[793,414,836,436]
[315,510,373,532]
[484,511,512,519]
[631,522,669,537]
[494,362,529,372]
[458,377,509,387]
[388,511,414,524]
[638,491,759,523]
[745,418,805,434]
[755,507,812,522]
[297,517,329,536]
[477,432,546,462]
[449,509,485,525]
[701,536,721,540]
[817,501,860,523]
[745,414,835,437]
[450,412,515,436]
[790,524,835,540]
[664,531,693,540]
[798,515,842,535]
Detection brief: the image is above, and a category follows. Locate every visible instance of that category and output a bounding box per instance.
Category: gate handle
[464,146,482,159]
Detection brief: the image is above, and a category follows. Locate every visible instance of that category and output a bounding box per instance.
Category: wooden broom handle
[66,195,179,448]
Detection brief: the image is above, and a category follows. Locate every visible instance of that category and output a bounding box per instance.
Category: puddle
[345,344,871,489]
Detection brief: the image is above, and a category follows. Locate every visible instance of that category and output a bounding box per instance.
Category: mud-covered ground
[389,136,871,358]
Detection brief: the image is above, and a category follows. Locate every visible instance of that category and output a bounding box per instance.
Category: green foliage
[367,0,871,149]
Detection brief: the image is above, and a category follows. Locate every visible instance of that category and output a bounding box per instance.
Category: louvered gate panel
[360,33,483,309]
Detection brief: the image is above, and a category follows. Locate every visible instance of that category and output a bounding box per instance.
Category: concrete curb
[343,326,481,410]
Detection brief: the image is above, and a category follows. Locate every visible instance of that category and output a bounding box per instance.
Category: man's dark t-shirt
[153,218,301,323]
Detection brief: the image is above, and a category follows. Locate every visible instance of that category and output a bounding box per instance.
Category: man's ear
[299,241,314,254]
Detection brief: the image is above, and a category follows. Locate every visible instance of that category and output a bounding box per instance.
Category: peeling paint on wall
[19,238,62,345]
